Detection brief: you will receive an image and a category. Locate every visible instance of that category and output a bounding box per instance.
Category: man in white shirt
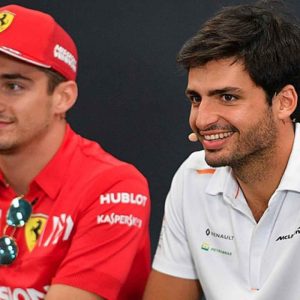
[143,1,300,299]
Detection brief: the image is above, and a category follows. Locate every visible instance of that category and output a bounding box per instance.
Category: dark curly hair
[177,0,300,121]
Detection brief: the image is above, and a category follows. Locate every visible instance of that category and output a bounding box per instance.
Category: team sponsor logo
[41,214,74,247]
[99,192,147,206]
[97,213,142,228]
[0,286,49,300]
[25,214,47,251]
[201,242,232,256]
[53,44,77,72]
[276,226,300,241]
[205,228,234,240]
[210,247,232,256]
[201,242,210,251]
[0,11,14,33]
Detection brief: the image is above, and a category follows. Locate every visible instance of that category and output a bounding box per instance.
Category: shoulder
[172,150,215,181]
[166,151,223,206]
[72,133,148,186]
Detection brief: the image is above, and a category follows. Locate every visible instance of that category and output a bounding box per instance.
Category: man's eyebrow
[0,73,33,81]
[185,89,199,96]
[207,87,242,97]
[185,87,242,97]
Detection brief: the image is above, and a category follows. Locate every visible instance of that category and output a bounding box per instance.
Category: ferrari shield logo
[0,11,14,33]
[25,214,47,252]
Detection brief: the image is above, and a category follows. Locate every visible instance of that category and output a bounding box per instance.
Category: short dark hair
[39,67,67,95]
[177,0,300,121]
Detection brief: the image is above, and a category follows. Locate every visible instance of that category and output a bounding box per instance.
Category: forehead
[0,53,47,78]
[187,58,256,93]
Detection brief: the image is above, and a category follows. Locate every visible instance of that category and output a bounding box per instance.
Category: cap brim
[0,46,51,69]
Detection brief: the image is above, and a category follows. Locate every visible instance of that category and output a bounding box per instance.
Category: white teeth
[204,132,233,141]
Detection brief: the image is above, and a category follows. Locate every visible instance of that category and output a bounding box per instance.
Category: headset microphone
[188,133,198,142]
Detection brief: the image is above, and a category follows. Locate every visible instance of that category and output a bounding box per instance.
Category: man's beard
[204,107,278,169]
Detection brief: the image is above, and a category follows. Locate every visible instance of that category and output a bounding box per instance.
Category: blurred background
[1,0,299,255]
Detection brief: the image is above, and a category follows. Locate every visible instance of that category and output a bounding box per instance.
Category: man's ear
[53,80,78,115]
[275,84,298,121]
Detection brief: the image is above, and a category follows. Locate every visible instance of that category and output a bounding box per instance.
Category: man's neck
[234,161,282,222]
[0,122,67,195]
[233,127,295,222]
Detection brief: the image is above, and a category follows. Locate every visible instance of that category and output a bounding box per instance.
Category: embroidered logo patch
[0,11,14,33]
[201,242,232,256]
[201,242,210,251]
[25,214,47,251]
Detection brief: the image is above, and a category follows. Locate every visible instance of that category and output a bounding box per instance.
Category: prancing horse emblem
[25,214,48,252]
[0,11,14,33]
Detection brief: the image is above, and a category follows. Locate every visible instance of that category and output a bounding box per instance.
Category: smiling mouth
[203,132,234,141]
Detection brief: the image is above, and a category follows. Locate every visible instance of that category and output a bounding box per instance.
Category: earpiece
[188,133,198,142]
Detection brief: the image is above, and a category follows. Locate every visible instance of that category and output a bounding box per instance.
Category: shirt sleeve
[152,162,198,279]
[51,164,151,300]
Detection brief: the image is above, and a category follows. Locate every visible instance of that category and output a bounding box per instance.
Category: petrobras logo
[201,242,210,251]
[97,213,142,228]
[0,285,49,299]
[200,241,232,256]
[53,44,77,72]
[99,192,147,206]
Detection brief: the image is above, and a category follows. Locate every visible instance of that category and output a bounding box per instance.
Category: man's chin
[0,142,18,155]
[204,154,230,168]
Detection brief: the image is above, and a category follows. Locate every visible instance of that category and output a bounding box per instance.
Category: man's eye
[5,83,23,91]
[188,95,201,104]
[222,94,236,102]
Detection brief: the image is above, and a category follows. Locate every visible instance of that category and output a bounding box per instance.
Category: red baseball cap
[0,5,78,80]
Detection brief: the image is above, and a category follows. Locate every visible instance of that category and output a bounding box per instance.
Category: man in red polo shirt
[0,4,151,300]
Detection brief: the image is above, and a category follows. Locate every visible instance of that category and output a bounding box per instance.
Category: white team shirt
[153,123,300,300]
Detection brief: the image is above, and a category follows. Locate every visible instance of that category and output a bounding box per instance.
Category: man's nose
[194,98,219,130]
